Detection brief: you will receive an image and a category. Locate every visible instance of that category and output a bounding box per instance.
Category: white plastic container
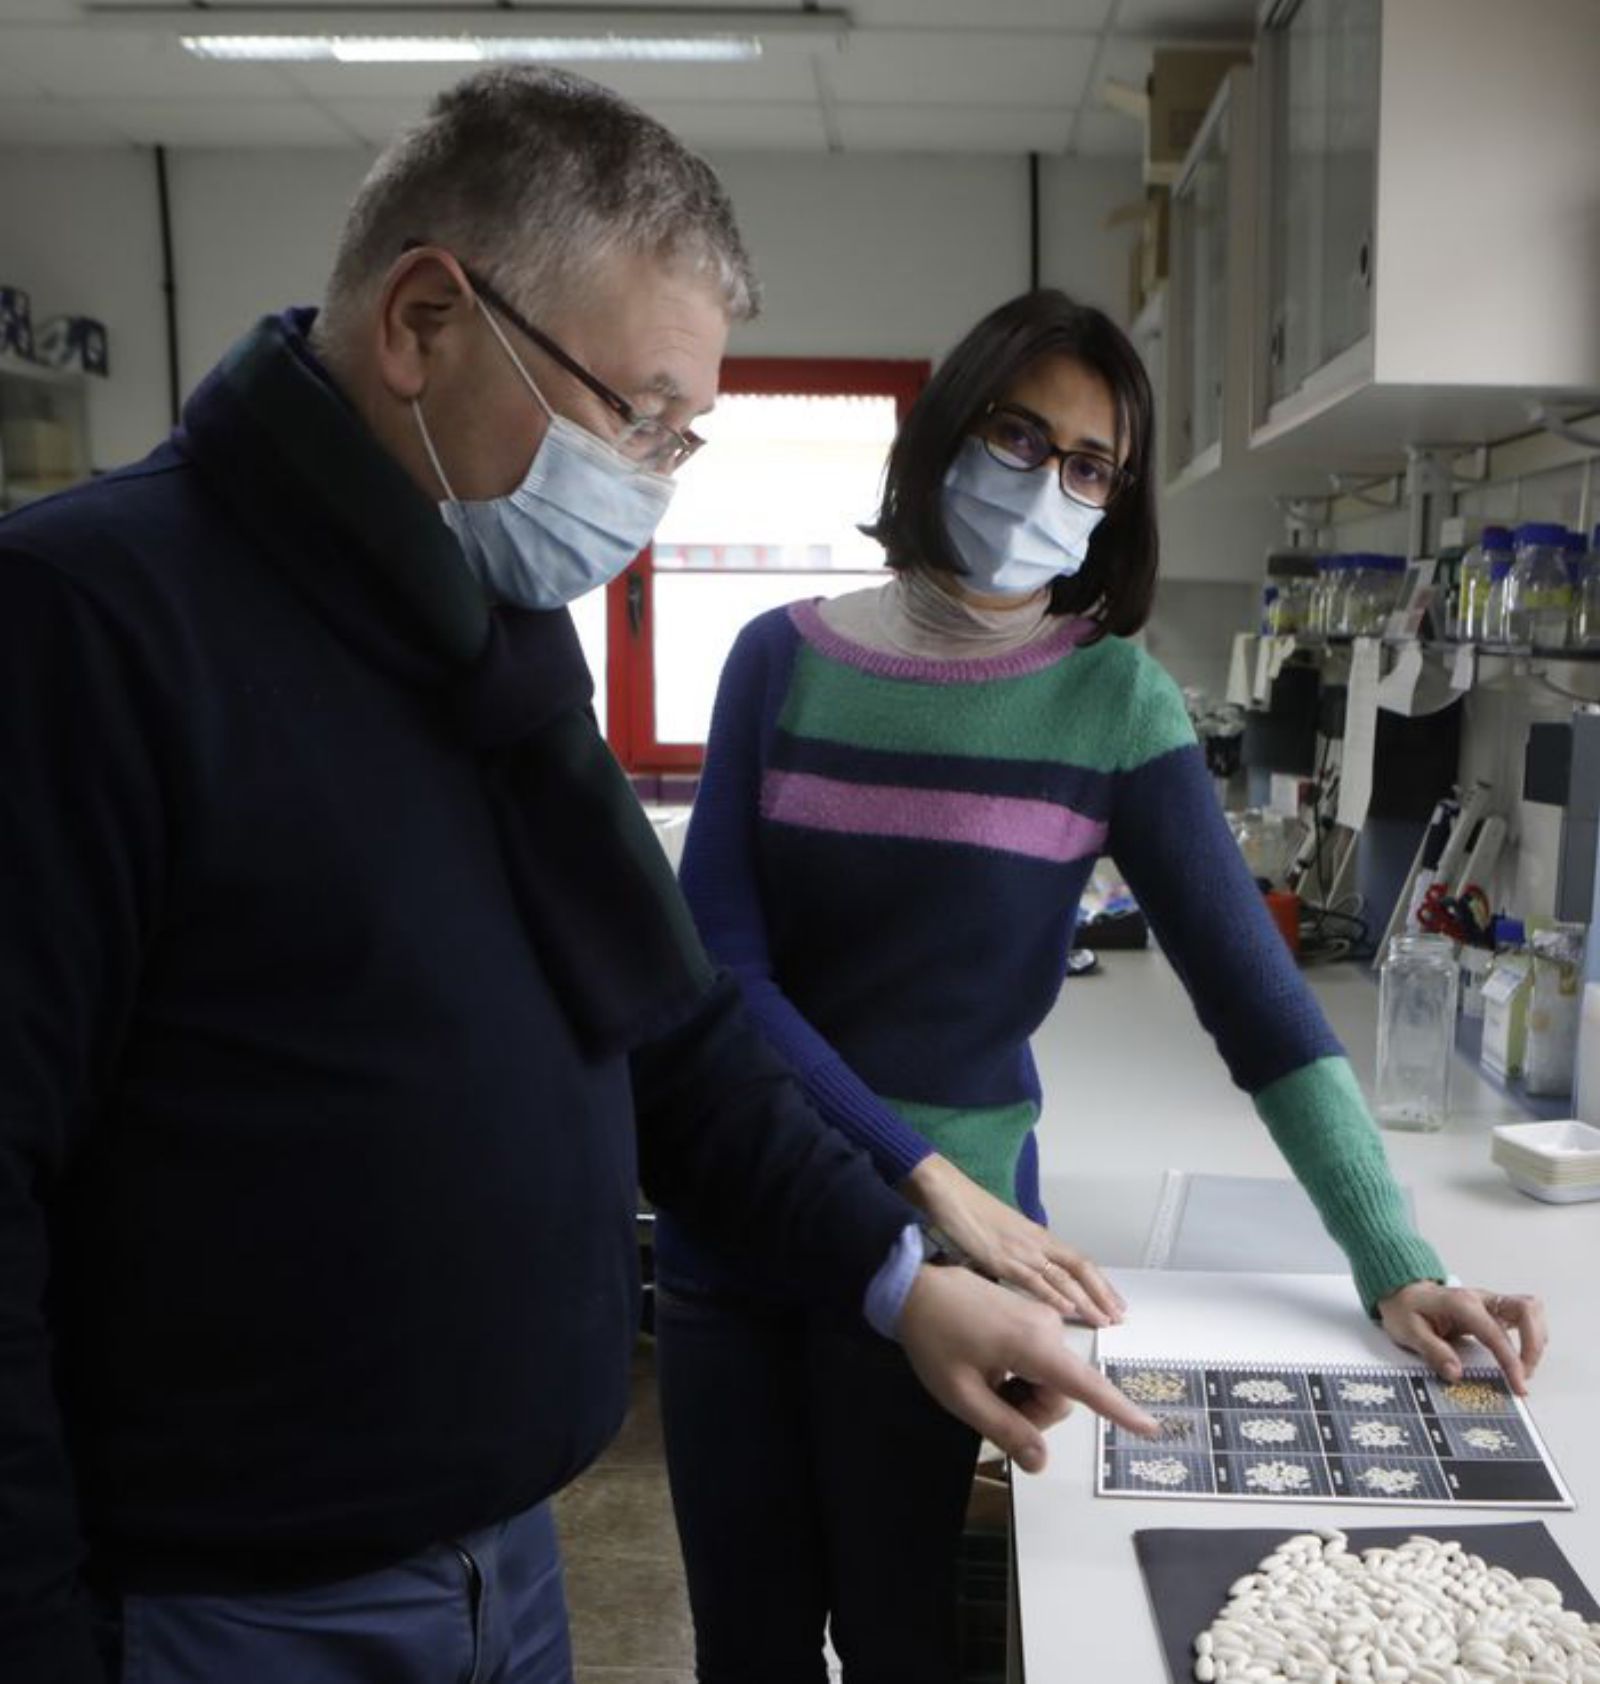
[1490,1119,1600,1203]
[1524,922,1586,1097]
[1572,980,1600,1124]
[1481,952,1532,1080]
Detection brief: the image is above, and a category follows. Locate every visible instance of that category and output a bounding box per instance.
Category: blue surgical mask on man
[412,298,675,610]
[940,436,1104,597]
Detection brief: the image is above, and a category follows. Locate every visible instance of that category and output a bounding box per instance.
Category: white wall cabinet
[1165,65,1261,491]
[1244,0,1600,470]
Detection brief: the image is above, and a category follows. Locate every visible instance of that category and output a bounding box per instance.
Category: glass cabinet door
[1265,0,1378,409]
[1176,102,1230,465]
[1320,0,1379,366]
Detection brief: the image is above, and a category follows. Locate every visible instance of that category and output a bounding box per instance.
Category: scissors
[1416,881,1492,944]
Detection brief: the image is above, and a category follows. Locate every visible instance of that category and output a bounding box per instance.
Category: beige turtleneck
[817,567,1061,661]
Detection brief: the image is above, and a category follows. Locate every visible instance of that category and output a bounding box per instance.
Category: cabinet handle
[1269,323,1285,367]
[1358,237,1372,289]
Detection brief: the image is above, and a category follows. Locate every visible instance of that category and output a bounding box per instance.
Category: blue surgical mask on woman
[940,436,1104,597]
[412,299,675,610]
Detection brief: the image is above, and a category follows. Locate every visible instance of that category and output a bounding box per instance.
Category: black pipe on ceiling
[155,145,181,427]
[1028,151,1041,290]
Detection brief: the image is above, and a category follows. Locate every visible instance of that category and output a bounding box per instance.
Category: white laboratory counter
[1012,950,1600,1682]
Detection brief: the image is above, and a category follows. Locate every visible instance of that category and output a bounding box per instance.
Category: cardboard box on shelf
[0,416,76,480]
[1113,187,1170,321]
[1145,47,1251,185]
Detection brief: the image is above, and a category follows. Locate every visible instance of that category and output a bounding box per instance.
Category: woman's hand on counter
[900,1153,1126,1326]
[897,1262,1159,1472]
[1376,1280,1548,1397]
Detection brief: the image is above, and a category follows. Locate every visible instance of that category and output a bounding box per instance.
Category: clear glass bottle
[1369,554,1406,632]
[1320,555,1347,633]
[1342,554,1371,634]
[1483,554,1515,645]
[1504,521,1572,649]
[1577,524,1600,650]
[1458,525,1512,644]
[1375,932,1460,1131]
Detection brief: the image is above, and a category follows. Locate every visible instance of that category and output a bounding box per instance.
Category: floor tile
[577,1671,693,1684]
[564,1550,695,1670]
[553,1465,681,1563]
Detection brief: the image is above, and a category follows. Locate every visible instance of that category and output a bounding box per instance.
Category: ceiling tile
[1112,0,1257,37]
[0,100,128,145]
[315,99,432,147]
[1071,110,1145,157]
[1096,36,1160,90]
[853,0,1113,23]
[836,103,1073,155]
[309,91,831,153]
[0,0,79,18]
[0,27,295,99]
[0,56,48,98]
[637,99,828,152]
[91,99,354,146]
[828,29,1098,108]
[279,52,814,104]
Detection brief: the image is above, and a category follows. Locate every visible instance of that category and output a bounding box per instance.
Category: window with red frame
[571,357,927,776]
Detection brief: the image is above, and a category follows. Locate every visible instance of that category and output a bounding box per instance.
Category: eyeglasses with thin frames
[976,402,1131,510]
[402,241,706,475]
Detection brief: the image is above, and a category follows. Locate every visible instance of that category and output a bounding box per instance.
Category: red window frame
[606,356,930,772]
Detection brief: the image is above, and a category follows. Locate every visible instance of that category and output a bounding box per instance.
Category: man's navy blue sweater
[0,314,912,1682]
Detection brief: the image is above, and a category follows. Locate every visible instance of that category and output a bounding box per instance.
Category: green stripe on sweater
[781,636,1194,771]
[886,1096,1038,1208]
[1255,1056,1448,1313]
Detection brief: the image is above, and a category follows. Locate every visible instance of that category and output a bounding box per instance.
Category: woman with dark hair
[653,290,1546,1683]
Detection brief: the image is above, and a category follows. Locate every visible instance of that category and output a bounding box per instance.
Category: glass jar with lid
[1459,525,1512,644]
[1375,933,1459,1132]
[1575,524,1600,650]
[1504,522,1572,649]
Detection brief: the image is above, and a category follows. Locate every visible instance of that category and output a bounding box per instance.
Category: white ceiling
[0,0,1257,153]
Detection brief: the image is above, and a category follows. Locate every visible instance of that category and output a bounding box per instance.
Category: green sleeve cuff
[1255,1056,1448,1314]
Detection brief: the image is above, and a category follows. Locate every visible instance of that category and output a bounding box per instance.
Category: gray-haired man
[0,68,1153,1684]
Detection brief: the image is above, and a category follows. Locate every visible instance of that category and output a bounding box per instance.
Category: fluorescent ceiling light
[181,32,763,63]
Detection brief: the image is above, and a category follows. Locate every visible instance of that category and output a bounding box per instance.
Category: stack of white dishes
[1490,1119,1600,1203]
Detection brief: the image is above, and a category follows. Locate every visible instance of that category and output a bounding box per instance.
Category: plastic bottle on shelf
[1458,525,1511,644]
[1504,521,1573,648]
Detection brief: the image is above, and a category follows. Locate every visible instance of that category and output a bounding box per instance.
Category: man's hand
[901,1154,1126,1325]
[1377,1281,1548,1396]
[897,1263,1158,1472]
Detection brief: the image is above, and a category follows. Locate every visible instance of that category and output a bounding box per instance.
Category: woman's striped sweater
[657,597,1445,1314]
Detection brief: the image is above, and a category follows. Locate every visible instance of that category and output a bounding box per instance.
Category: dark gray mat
[1134,1522,1599,1684]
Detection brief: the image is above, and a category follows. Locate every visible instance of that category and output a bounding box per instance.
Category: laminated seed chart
[1097,1361,1571,1508]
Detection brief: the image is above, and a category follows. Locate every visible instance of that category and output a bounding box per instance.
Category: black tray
[1134,1522,1599,1684]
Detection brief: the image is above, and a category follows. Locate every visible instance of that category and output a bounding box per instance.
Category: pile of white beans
[1192,1530,1600,1684]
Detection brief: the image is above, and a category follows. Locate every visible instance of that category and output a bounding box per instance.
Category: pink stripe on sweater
[761,770,1107,864]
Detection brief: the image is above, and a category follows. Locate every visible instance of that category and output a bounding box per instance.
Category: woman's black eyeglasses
[403,240,705,474]
[976,403,1130,510]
